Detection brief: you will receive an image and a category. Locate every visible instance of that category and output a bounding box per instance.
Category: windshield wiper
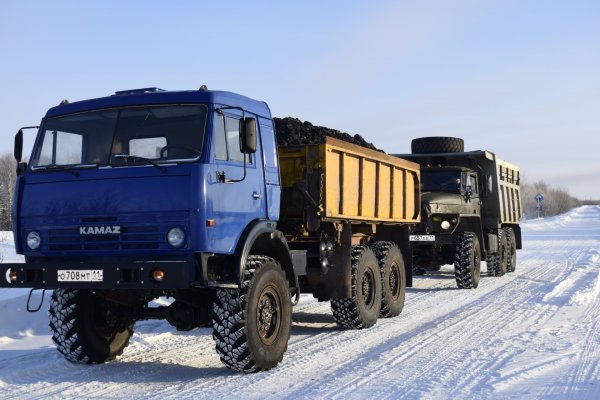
[112,154,167,173]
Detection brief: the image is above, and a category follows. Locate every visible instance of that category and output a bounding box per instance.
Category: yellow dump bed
[279,137,420,224]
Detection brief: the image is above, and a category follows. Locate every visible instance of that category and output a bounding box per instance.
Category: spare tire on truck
[411,137,465,154]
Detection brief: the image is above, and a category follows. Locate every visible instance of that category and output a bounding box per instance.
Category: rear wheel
[372,241,406,318]
[212,255,292,372]
[504,227,517,272]
[496,229,508,276]
[488,230,508,277]
[486,254,499,277]
[331,246,382,329]
[49,289,134,364]
[454,232,481,289]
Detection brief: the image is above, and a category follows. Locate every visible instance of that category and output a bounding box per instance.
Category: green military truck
[394,137,522,289]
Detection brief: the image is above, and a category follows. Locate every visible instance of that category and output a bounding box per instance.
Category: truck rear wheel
[486,254,499,277]
[411,137,465,154]
[488,230,508,277]
[372,241,406,318]
[212,255,292,373]
[454,232,481,289]
[331,246,382,329]
[504,227,517,272]
[497,229,508,276]
[49,289,134,364]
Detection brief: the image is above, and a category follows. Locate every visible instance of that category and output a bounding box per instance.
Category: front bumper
[1,255,199,289]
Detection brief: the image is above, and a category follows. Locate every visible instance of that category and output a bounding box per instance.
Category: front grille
[48,226,160,251]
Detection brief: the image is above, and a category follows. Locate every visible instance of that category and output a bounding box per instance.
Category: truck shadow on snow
[291,311,338,335]
[409,267,493,291]
[0,351,238,384]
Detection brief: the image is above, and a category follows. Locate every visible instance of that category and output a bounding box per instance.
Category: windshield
[31,105,207,169]
[421,170,462,193]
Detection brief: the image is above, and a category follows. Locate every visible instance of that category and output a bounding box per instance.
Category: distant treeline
[520,179,597,219]
[0,153,16,231]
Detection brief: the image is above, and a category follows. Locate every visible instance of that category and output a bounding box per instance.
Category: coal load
[273,117,383,152]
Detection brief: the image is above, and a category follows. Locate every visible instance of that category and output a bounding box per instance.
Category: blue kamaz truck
[2,87,420,372]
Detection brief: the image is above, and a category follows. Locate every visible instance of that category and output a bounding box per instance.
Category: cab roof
[45,88,272,119]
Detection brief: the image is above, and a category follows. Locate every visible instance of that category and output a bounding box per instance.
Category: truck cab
[420,166,482,230]
[5,87,297,372]
[11,88,291,289]
[414,166,483,269]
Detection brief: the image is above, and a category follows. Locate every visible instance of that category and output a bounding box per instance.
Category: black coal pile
[274,117,382,152]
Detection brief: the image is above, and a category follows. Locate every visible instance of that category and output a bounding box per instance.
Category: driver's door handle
[252,192,262,199]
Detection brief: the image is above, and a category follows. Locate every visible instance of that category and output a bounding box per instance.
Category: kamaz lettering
[79,226,121,235]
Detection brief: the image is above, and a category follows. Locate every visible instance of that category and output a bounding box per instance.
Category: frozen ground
[1,206,599,399]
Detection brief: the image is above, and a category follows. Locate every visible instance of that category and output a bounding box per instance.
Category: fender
[233,219,297,290]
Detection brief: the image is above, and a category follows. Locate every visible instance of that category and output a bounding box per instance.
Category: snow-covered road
[1,206,600,399]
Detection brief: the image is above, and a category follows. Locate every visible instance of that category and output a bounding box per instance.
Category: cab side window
[466,174,478,194]
[226,116,245,163]
[214,114,227,160]
[214,114,252,164]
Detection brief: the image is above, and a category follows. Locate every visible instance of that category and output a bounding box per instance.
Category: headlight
[167,227,186,248]
[441,221,451,230]
[26,231,41,250]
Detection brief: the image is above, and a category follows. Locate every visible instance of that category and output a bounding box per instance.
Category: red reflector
[206,219,216,227]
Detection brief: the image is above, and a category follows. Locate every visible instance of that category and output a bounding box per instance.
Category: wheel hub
[256,286,281,345]
[362,270,375,307]
[389,263,400,298]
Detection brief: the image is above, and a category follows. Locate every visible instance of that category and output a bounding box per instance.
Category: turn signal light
[9,269,18,282]
[152,269,165,282]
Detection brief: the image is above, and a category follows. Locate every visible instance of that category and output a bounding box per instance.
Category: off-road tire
[487,229,509,277]
[454,232,481,289]
[49,289,134,364]
[486,254,499,277]
[411,137,465,154]
[504,227,517,272]
[212,255,292,373]
[372,242,406,318]
[495,229,508,276]
[331,246,382,329]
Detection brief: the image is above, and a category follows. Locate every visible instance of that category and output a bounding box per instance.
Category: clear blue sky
[1,0,599,199]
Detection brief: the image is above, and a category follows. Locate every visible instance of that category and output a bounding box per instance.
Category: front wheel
[454,232,481,289]
[212,255,292,373]
[49,289,134,364]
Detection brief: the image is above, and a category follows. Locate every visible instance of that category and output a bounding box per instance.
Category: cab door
[206,111,266,253]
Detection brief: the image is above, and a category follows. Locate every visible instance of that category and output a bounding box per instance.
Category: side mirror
[14,129,23,163]
[16,161,28,176]
[239,118,257,154]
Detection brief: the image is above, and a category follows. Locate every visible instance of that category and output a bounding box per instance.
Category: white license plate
[57,269,104,282]
[410,235,436,242]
